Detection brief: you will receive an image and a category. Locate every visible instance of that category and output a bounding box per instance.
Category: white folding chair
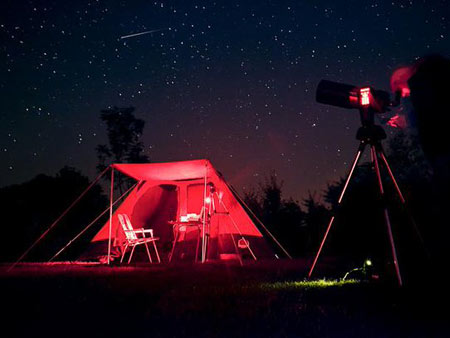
[118,214,161,264]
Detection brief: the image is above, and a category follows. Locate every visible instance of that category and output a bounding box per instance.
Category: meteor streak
[119,28,167,40]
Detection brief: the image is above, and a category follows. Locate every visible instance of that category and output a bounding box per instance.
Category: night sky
[1,0,449,200]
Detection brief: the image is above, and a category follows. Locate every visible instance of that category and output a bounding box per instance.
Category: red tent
[90,159,275,263]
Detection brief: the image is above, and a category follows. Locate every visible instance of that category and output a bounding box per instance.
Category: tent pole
[201,162,207,263]
[107,167,114,265]
[8,166,111,271]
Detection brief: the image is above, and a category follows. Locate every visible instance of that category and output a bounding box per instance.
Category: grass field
[0,260,447,338]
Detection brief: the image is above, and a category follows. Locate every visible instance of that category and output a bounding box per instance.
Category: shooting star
[119,28,168,40]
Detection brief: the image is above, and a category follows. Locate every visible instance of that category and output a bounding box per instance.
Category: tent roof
[111,159,213,181]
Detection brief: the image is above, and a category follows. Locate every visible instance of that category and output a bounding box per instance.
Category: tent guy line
[7,166,111,272]
[49,182,138,262]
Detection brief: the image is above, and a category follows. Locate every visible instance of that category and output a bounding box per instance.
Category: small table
[168,220,203,262]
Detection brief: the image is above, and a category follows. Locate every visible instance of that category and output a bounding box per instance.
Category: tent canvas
[88,159,274,263]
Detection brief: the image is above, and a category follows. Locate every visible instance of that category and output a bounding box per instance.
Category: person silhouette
[407,54,450,265]
[408,55,450,171]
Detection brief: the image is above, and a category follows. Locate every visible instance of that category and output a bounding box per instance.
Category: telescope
[316,80,400,126]
[309,79,421,287]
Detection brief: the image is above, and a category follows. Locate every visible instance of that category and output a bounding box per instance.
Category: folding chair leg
[120,244,129,263]
[152,240,161,263]
[144,242,153,263]
[128,246,136,264]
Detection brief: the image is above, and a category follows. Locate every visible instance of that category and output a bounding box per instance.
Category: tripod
[308,119,409,287]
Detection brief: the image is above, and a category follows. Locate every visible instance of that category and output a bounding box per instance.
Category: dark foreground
[0,260,447,338]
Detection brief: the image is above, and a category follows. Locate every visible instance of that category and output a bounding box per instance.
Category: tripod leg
[372,146,403,287]
[378,149,429,257]
[308,143,365,278]
[378,149,405,203]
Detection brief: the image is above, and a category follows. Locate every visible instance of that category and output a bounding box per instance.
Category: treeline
[244,130,435,278]
[0,167,108,262]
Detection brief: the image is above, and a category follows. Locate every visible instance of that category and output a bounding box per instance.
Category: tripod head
[357,106,387,144]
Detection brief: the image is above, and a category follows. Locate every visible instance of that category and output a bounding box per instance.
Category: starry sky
[1,0,449,201]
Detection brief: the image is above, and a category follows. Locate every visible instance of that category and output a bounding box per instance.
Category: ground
[0,260,447,338]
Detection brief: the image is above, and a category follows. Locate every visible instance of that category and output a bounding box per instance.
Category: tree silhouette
[261,174,283,230]
[0,167,108,262]
[244,173,305,256]
[407,54,450,272]
[302,192,331,255]
[96,106,149,193]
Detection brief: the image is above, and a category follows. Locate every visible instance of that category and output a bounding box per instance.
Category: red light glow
[360,88,371,106]
[349,95,359,103]
[401,87,410,97]
[386,114,407,129]
[390,66,413,96]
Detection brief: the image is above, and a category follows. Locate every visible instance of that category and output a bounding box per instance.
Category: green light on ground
[261,279,359,290]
